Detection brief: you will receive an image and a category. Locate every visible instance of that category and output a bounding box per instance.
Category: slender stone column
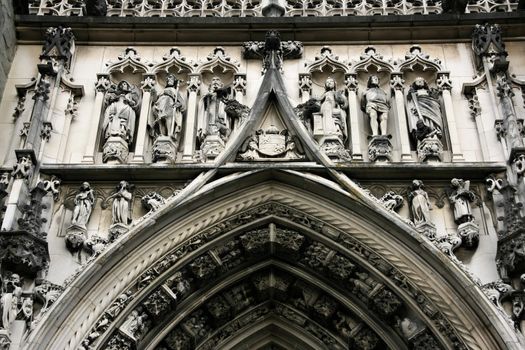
[390,74,414,162]
[82,74,110,163]
[299,73,312,103]
[345,74,363,161]
[58,94,78,162]
[181,74,201,162]
[131,74,156,163]
[437,72,464,162]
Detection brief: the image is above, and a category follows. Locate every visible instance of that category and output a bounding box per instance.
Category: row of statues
[98,74,445,163]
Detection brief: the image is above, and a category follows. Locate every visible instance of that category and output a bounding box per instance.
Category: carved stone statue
[71,182,95,228]
[408,180,436,239]
[150,74,186,163]
[141,192,166,212]
[362,75,390,136]
[0,274,22,333]
[379,191,404,212]
[66,182,96,253]
[448,178,479,248]
[102,81,141,163]
[110,181,133,225]
[151,74,185,139]
[120,309,148,341]
[318,77,348,142]
[448,178,475,224]
[407,77,444,162]
[200,76,230,142]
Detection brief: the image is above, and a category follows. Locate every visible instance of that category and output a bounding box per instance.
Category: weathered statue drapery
[199,76,231,144]
[0,274,22,333]
[318,77,348,142]
[407,77,443,141]
[71,182,95,228]
[150,74,186,142]
[110,181,133,226]
[409,180,432,226]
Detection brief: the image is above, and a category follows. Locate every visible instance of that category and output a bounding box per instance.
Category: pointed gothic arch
[24,169,522,350]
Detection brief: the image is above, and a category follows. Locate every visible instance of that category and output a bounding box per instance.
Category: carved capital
[345,74,358,92]
[187,74,201,93]
[95,74,111,93]
[298,73,312,97]
[141,74,156,92]
[390,74,405,91]
[233,74,247,96]
[40,122,53,142]
[436,73,452,91]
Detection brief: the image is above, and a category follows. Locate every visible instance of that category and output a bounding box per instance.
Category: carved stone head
[325,77,336,91]
[80,182,91,191]
[412,77,429,90]
[117,80,131,94]
[412,179,424,190]
[166,74,179,88]
[367,75,380,88]
[209,76,224,92]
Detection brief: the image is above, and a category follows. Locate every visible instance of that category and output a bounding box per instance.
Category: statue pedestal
[153,136,177,164]
[109,223,129,241]
[65,225,87,253]
[457,221,479,249]
[103,137,129,164]
[415,222,437,240]
[368,135,392,162]
[417,137,443,162]
[318,136,351,162]
[435,234,462,255]
[200,134,225,162]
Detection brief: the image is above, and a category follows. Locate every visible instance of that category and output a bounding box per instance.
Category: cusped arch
[103,47,154,75]
[24,170,523,350]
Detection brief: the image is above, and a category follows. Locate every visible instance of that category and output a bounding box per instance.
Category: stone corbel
[437,72,464,162]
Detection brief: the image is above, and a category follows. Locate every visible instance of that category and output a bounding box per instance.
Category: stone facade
[0,0,16,99]
[0,2,525,350]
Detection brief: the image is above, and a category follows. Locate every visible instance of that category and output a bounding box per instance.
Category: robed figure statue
[150,74,186,142]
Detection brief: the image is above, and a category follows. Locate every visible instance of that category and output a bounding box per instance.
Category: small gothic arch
[103,47,154,75]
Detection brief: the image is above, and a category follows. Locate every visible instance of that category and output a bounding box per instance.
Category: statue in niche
[0,273,22,333]
[197,76,250,162]
[408,180,435,239]
[102,81,141,163]
[318,77,348,142]
[198,76,231,144]
[408,77,443,139]
[150,74,186,140]
[362,75,390,136]
[407,77,444,162]
[110,181,133,225]
[71,182,95,229]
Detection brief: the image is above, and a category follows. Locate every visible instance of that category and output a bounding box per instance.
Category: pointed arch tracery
[24,171,519,350]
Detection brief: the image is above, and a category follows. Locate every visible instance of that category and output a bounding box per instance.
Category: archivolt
[24,170,521,350]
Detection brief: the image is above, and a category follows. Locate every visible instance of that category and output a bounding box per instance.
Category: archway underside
[100,213,451,350]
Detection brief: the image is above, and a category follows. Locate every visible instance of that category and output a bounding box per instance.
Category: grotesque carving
[448,178,479,249]
[362,75,390,137]
[11,155,33,181]
[407,77,444,162]
[408,180,436,239]
[102,81,141,163]
[379,191,404,212]
[141,192,166,213]
[149,74,186,163]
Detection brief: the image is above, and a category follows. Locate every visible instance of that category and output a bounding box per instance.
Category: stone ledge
[15,12,525,43]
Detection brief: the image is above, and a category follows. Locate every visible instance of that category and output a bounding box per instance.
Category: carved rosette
[368,135,392,162]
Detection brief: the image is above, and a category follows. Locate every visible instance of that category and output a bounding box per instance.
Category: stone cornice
[15,12,525,44]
